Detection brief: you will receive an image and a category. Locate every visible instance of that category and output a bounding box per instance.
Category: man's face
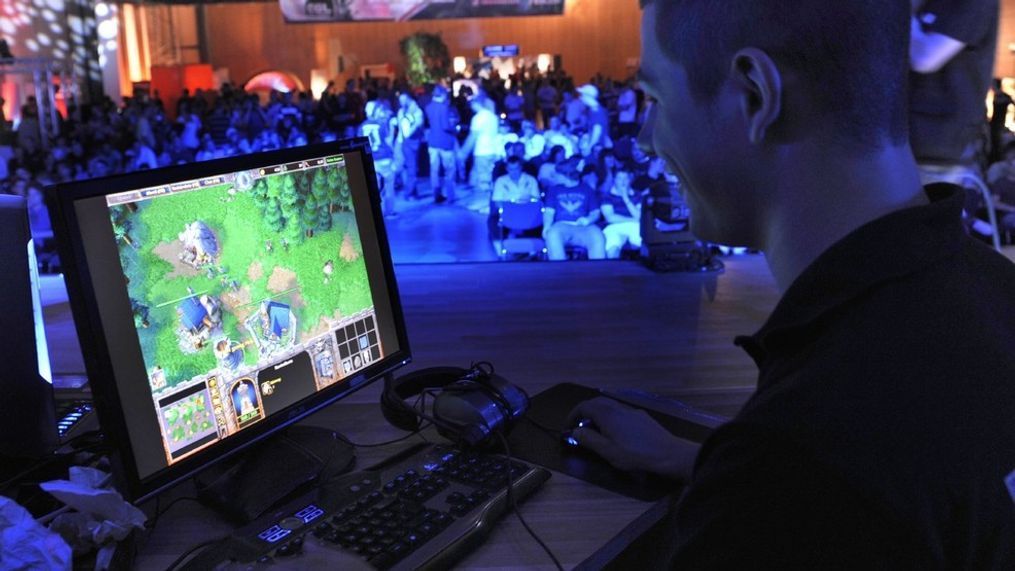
[507,161,523,179]
[637,4,759,246]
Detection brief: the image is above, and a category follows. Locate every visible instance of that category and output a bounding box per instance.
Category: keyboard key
[417,522,435,537]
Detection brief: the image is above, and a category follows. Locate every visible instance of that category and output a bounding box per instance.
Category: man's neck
[762,143,929,293]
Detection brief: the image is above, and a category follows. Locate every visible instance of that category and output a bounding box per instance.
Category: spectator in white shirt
[459,95,500,194]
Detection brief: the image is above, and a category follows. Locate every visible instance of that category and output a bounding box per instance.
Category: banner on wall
[279,0,565,23]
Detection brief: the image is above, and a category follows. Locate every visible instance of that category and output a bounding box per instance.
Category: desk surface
[47,257,780,569]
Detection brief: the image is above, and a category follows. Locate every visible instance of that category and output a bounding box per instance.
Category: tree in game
[279,174,305,245]
[109,206,135,248]
[325,167,352,213]
[302,191,321,238]
[311,169,334,231]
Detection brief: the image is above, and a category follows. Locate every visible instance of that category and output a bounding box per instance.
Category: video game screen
[105,154,385,466]
[280,0,565,23]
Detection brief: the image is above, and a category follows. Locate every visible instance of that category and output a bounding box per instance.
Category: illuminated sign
[280,0,565,23]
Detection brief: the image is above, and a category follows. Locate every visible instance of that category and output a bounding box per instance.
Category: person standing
[458,95,500,197]
[424,85,458,204]
[990,78,1013,163]
[395,92,425,198]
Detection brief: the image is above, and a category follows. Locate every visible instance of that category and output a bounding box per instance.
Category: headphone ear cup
[380,367,470,432]
[432,372,527,448]
[380,375,422,432]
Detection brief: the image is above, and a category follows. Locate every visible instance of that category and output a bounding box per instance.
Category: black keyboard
[185,443,551,570]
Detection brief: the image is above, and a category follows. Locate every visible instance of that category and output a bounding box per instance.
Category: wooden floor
[44,255,779,419]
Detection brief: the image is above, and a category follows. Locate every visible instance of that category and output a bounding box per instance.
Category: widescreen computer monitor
[47,140,411,503]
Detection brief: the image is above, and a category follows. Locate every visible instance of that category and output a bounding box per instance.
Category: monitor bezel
[46,139,412,502]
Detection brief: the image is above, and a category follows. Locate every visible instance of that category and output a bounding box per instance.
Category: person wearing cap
[577,83,613,150]
[425,85,459,204]
[542,156,606,261]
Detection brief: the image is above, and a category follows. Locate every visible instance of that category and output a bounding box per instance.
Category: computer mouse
[563,417,597,447]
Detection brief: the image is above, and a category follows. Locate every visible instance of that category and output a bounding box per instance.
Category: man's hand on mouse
[566,397,701,482]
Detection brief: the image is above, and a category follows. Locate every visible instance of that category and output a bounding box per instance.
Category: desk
[49,257,780,568]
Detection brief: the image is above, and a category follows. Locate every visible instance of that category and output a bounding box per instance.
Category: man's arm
[491,177,507,202]
[458,131,476,160]
[601,203,621,224]
[542,206,556,237]
[668,423,930,568]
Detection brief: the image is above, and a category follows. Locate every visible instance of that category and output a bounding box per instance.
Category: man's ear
[729,48,783,145]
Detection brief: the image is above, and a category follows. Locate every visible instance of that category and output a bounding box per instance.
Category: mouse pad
[505,383,716,502]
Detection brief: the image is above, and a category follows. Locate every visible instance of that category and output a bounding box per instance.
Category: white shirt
[522,133,546,160]
[492,172,540,203]
[470,108,500,157]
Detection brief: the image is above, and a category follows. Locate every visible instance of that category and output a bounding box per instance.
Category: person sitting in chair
[542,157,605,261]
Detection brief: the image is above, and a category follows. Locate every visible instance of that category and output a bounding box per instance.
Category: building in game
[261,301,292,341]
[178,292,223,349]
[178,221,220,268]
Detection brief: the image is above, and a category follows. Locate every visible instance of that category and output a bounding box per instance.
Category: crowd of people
[2,59,1013,262]
[0,66,685,264]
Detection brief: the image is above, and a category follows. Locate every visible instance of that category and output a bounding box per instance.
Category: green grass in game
[111,165,373,390]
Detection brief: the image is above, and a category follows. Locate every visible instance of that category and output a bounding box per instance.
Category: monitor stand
[194,425,355,524]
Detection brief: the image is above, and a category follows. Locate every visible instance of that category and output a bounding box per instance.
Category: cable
[332,421,434,449]
[163,536,228,571]
[0,439,106,492]
[495,430,564,571]
[147,496,201,535]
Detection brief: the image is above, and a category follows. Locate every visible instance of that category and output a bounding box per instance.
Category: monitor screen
[47,140,411,501]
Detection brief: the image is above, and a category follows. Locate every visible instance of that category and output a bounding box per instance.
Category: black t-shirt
[665,186,1015,567]
[909,0,999,163]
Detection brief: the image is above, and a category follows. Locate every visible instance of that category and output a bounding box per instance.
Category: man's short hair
[639,0,910,149]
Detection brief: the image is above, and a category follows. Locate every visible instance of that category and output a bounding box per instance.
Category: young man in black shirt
[570,0,1015,567]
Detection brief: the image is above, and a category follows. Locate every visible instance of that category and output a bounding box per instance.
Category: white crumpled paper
[0,495,73,570]
[39,467,146,552]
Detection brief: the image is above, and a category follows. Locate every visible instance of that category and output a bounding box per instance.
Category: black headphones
[380,363,529,448]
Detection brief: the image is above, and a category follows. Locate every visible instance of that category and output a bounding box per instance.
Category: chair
[919,164,1002,252]
[497,201,546,260]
